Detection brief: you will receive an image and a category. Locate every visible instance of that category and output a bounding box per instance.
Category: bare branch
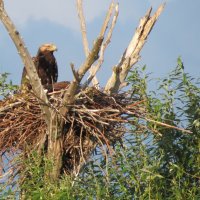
[89,2,116,88]
[84,3,119,88]
[0,102,22,114]
[0,1,51,123]
[99,2,115,38]
[61,36,104,116]
[76,0,89,57]
[144,117,192,134]
[70,63,80,82]
[76,0,101,88]
[104,4,165,94]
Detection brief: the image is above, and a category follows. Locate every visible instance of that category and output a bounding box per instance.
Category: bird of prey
[21,43,58,90]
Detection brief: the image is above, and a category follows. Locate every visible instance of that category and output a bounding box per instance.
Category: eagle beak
[50,44,58,52]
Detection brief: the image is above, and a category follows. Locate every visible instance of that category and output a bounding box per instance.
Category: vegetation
[0,0,165,181]
[1,58,199,199]
[0,1,199,199]
[0,73,18,98]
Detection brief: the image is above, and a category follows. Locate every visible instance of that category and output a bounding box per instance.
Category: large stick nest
[0,83,145,174]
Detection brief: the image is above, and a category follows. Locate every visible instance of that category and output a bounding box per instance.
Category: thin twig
[0,102,22,114]
[144,117,192,134]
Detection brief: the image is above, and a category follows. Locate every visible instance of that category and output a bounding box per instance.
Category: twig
[0,102,22,114]
[76,0,101,87]
[70,63,80,82]
[144,117,192,134]
[99,2,115,38]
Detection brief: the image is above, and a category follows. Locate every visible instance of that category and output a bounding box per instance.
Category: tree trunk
[47,111,64,180]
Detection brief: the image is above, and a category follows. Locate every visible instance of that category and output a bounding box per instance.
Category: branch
[77,0,102,88]
[144,117,192,134]
[83,3,119,88]
[0,102,22,115]
[76,0,89,57]
[60,36,103,116]
[104,4,165,94]
[99,2,115,38]
[70,63,79,82]
[0,1,51,123]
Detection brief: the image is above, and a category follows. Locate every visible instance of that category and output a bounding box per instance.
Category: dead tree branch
[77,1,117,88]
[76,0,100,87]
[61,37,104,116]
[76,0,89,57]
[0,0,51,124]
[104,4,165,94]
[84,3,119,88]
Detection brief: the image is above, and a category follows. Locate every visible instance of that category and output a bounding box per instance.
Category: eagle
[21,43,58,90]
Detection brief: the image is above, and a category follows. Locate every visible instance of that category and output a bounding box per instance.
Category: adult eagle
[21,43,58,90]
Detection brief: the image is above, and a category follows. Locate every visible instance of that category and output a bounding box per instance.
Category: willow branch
[104,4,165,94]
[0,0,51,123]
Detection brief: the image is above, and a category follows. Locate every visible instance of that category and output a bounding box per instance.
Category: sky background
[0,0,200,87]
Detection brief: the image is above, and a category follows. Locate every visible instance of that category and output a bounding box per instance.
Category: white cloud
[3,0,168,31]
[4,0,110,30]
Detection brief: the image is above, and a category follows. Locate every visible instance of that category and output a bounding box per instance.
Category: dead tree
[0,0,166,180]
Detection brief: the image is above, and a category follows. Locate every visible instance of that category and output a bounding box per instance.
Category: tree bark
[47,111,63,180]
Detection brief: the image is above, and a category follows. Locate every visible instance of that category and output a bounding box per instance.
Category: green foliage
[127,57,200,199]
[0,73,18,98]
[25,152,77,200]
[1,58,200,199]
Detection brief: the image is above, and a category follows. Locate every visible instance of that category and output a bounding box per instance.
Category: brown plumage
[21,43,58,90]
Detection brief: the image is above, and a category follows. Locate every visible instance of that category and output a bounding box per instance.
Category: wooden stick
[144,117,192,134]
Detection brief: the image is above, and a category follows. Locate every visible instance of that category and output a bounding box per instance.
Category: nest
[0,83,145,174]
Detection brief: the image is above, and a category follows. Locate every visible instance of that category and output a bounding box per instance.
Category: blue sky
[0,0,200,86]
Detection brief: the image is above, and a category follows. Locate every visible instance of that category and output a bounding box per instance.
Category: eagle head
[39,43,57,53]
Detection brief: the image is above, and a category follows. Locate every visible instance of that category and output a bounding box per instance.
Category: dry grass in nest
[0,85,145,174]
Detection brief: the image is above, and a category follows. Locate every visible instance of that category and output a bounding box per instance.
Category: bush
[1,58,199,199]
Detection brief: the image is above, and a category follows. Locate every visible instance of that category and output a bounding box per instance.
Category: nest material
[0,84,144,174]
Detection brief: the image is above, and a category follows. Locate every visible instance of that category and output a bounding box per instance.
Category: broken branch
[61,36,104,115]
[104,4,165,94]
